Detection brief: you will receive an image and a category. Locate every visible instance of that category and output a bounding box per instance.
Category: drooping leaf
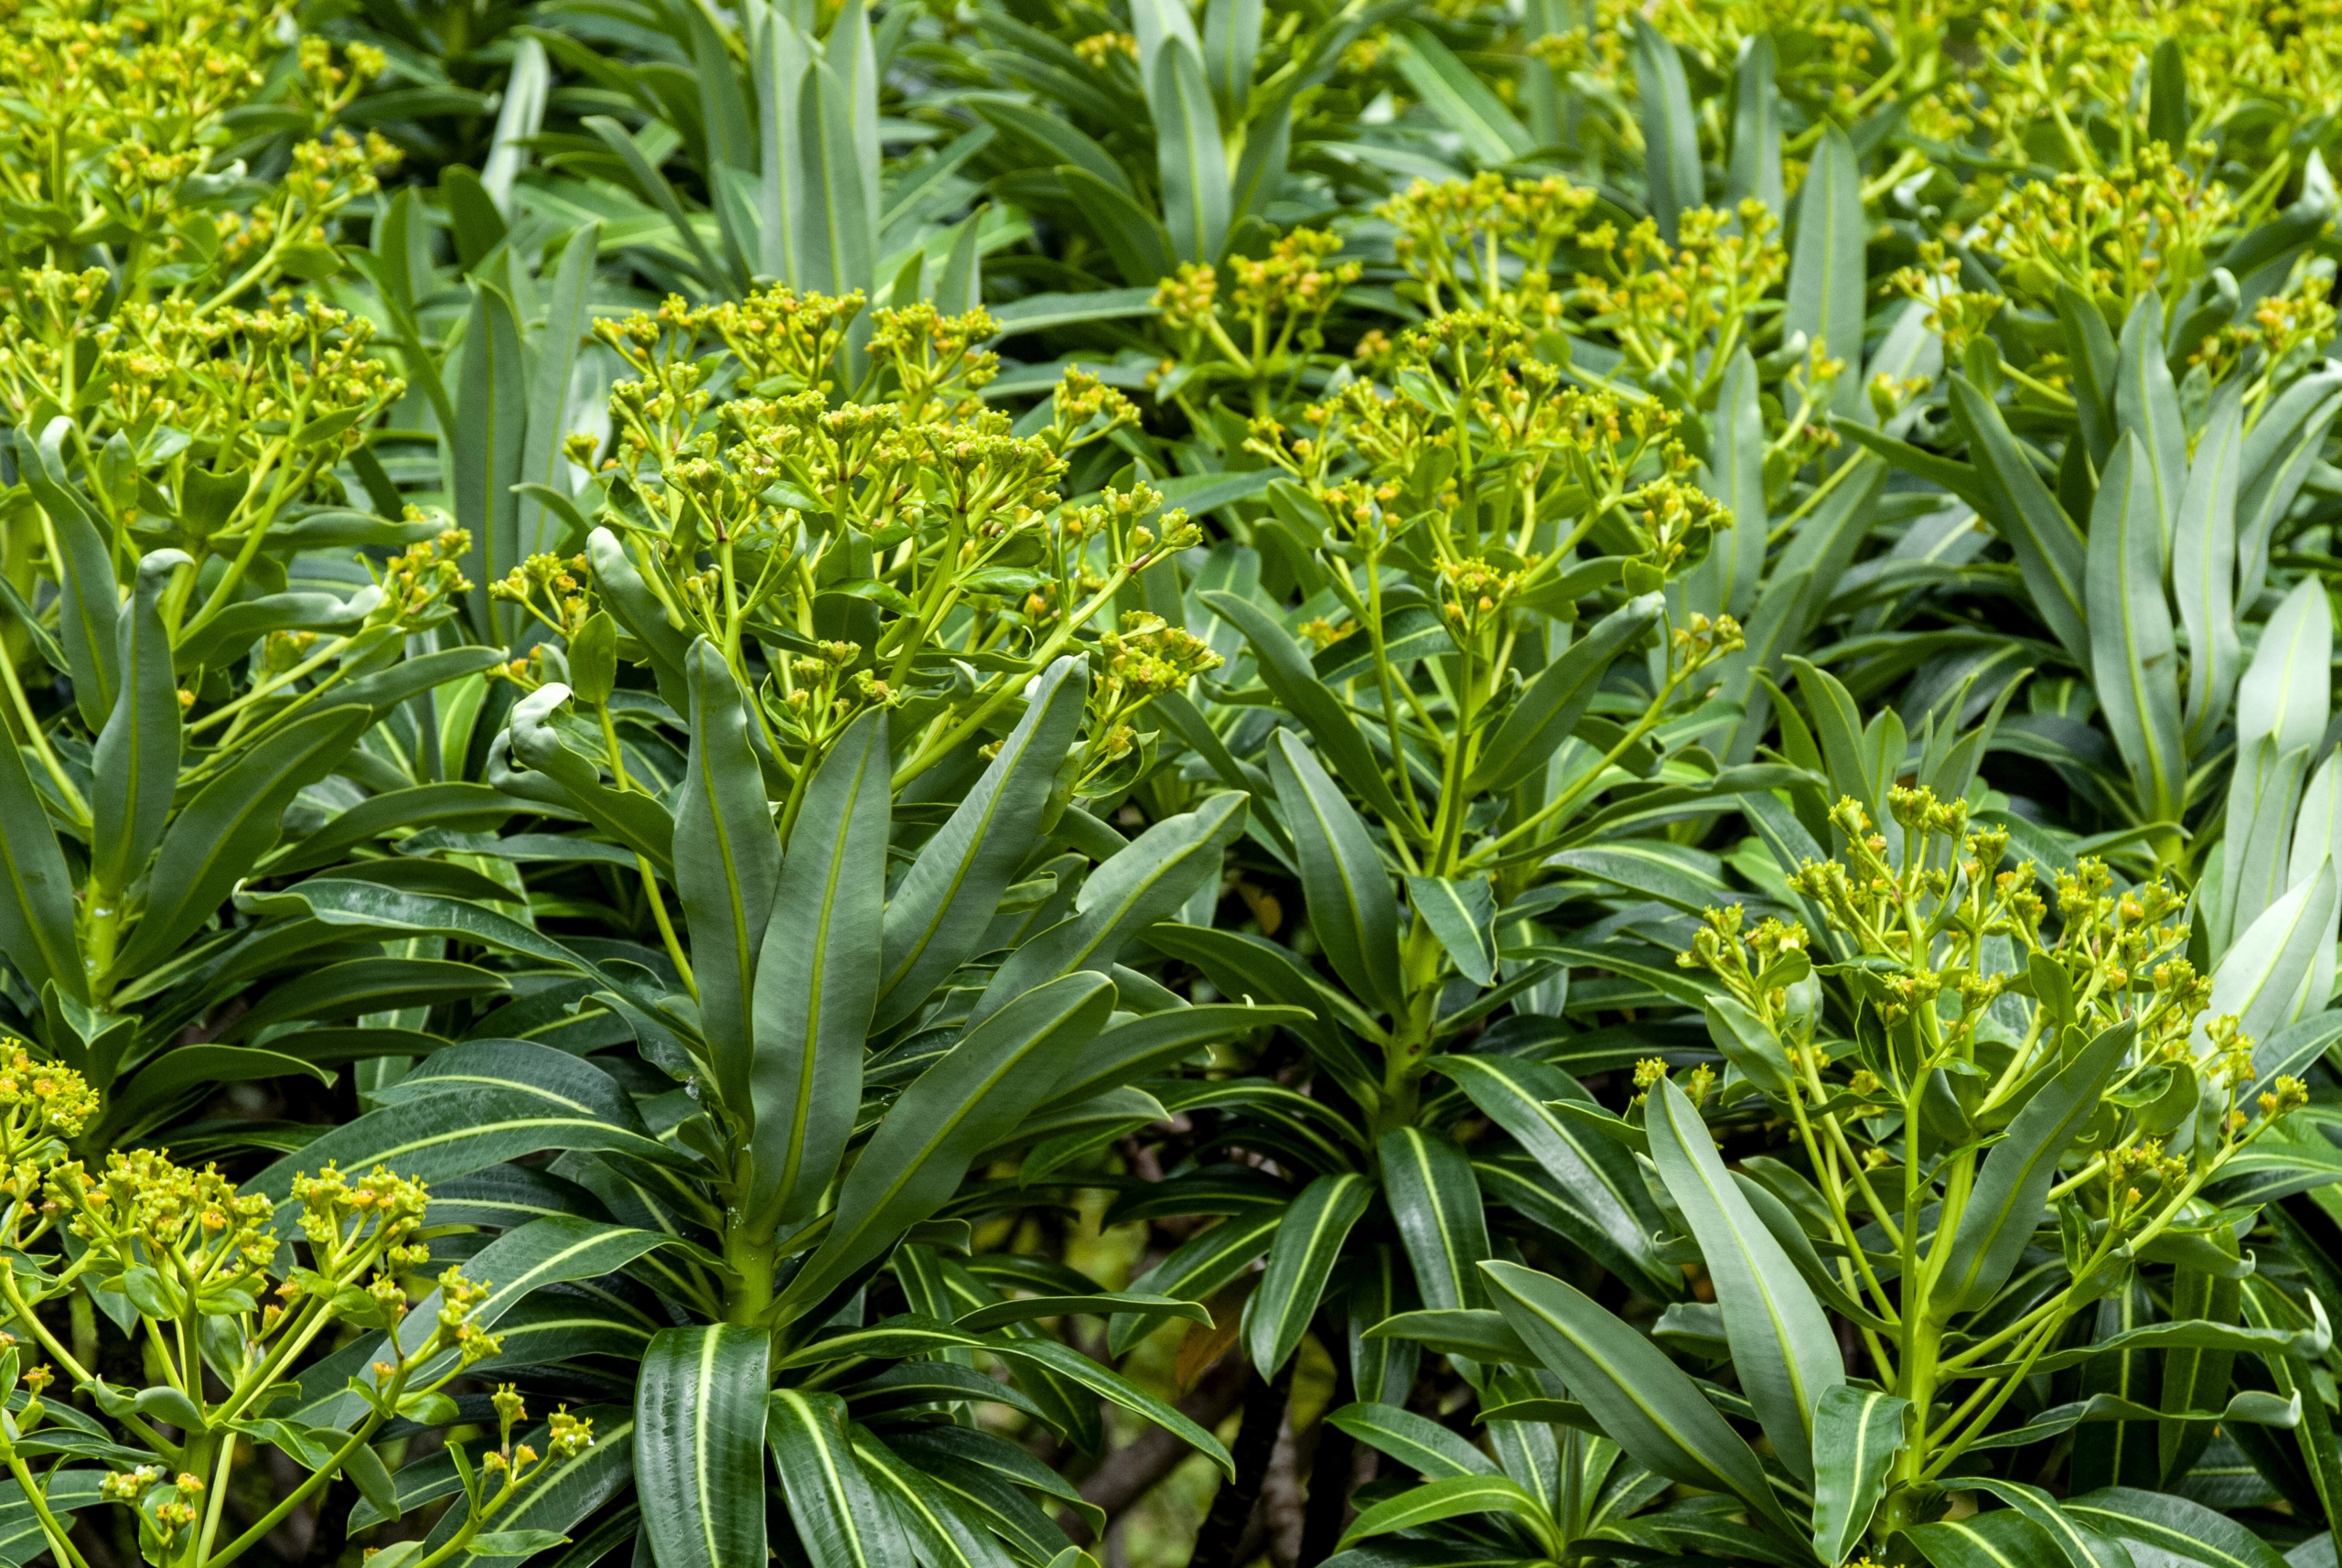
[22,419,121,727]
[767,1392,906,1568]
[1325,1402,1496,1479]
[2063,1487,2288,1568]
[1379,1128,1492,1313]
[1481,1261,1800,1539]
[1902,1509,2068,1568]
[1434,1055,1670,1295]
[637,1327,771,1568]
[1948,374,2090,663]
[1393,23,1533,166]
[0,721,85,1004]
[1810,1385,1908,1563]
[1336,1475,1558,1558]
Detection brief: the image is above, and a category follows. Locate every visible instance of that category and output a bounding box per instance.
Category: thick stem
[723,1228,776,1327]
[1296,1342,1356,1563]
[1188,1359,1295,1568]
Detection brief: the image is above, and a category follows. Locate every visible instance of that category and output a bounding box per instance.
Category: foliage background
[6,0,2342,1564]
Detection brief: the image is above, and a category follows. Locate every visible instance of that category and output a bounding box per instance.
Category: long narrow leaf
[749,710,888,1230]
[638,1327,771,1568]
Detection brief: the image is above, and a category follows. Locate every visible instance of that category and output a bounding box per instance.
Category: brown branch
[1064,1350,1256,1542]
[1190,1359,1295,1568]
[1297,1352,1358,1565]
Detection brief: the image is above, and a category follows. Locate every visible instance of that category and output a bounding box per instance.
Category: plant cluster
[5,0,2342,1565]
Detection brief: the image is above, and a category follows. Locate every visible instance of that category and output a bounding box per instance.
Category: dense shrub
[1,0,2341,1564]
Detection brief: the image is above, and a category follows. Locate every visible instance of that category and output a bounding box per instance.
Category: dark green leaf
[1246,1171,1372,1376]
[638,1326,771,1568]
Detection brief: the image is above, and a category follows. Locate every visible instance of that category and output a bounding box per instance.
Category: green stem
[5,1454,91,1568]
[199,1402,393,1568]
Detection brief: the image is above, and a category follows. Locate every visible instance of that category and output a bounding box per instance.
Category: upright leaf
[2114,294,2186,551]
[2216,736,2308,955]
[1471,593,1664,793]
[2205,861,2338,1049]
[2236,576,2330,757]
[1787,125,1865,420]
[2058,285,2120,467]
[1270,732,1403,1014]
[2237,365,2342,607]
[519,222,599,557]
[2175,381,2245,749]
[587,528,692,712]
[1939,1023,2131,1313]
[1404,875,1495,988]
[2085,435,2185,823]
[113,707,371,977]
[1152,39,1229,263]
[457,281,527,642]
[1725,36,1783,220]
[824,0,884,231]
[676,642,780,1115]
[749,710,889,1230]
[876,658,1086,1029]
[89,550,185,896]
[795,60,876,298]
[1201,0,1262,117]
[1632,17,1700,242]
[755,10,812,282]
[1684,349,1767,622]
[2148,38,2189,145]
[972,793,1247,1023]
[1646,1077,1842,1481]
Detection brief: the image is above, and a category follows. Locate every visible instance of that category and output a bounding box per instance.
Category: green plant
[11,0,2342,1563]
